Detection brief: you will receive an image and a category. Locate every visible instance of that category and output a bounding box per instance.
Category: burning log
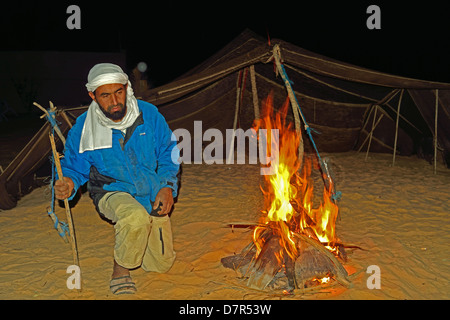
[221,224,351,292]
[293,233,351,289]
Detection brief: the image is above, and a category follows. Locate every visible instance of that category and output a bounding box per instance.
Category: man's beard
[99,102,127,121]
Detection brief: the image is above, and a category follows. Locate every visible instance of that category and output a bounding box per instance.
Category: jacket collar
[121,112,144,147]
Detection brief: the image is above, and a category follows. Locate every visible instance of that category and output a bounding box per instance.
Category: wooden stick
[60,110,73,129]
[434,89,438,175]
[392,89,404,166]
[358,112,385,153]
[227,70,244,164]
[365,105,381,159]
[224,222,266,229]
[272,45,304,165]
[49,133,79,268]
[249,64,260,121]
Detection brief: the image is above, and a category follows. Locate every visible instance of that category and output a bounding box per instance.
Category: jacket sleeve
[58,122,91,200]
[154,111,180,198]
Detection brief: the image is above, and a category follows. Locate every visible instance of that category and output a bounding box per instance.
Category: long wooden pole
[249,64,260,121]
[358,108,384,153]
[49,133,79,267]
[272,44,304,165]
[365,105,378,160]
[392,89,404,166]
[434,89,439,174]
[227,70,244,164]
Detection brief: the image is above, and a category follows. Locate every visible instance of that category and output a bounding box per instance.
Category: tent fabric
[144,29,450,157]
[1,29,449,210]
[0,107,86,210]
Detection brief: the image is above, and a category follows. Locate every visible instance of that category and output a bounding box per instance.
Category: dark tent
[146,30,450,158]
[1,29,449,210]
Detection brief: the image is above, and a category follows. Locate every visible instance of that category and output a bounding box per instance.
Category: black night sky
[2,1,450,86]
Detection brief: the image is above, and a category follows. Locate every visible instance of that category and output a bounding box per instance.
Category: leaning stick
[272,45,304,165]
[392,89,404,166]
[434,89,438,175]
[49,133,79,267]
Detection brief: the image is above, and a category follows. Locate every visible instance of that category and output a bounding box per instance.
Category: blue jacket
[60,100,180,214]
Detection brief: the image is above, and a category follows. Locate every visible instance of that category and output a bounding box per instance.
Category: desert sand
[0,151,449,300]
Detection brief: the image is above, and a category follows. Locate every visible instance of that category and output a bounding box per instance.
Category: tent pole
[392,89,404,166]
[227,70,243,164]
[434,89,439,174]
[360,89,399,136]
[365,105,378,160]
[60,110,73,129]
[249,64,264,167]
[357,111,385,153]
[358,104,375,152]
[249,65,260,121]
[272,45,304,164]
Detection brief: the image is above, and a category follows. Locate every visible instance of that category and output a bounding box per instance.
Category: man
[55,63,180,295]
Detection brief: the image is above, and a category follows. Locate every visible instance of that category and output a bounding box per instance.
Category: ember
[222,93,351,293]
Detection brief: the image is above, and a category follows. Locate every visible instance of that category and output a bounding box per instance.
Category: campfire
[222,94,352,293]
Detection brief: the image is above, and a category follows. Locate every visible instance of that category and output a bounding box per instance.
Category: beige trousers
[98,192,176,273]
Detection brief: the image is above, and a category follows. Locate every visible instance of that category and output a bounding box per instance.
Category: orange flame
[253,93,340,260]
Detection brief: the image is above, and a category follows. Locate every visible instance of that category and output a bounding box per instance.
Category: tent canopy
[144,29,450,156]
[1,29,449,210]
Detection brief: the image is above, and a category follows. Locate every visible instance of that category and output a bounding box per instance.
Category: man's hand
[54,177,75,200]
[153,187,174,215]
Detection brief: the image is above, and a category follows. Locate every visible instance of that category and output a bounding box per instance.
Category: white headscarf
[79,63,140,153]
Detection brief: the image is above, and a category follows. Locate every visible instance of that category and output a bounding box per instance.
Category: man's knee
[115,203,150,227]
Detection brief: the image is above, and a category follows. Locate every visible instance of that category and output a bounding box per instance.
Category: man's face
[89,83,127,122]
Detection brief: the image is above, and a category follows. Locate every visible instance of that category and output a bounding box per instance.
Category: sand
[0,151,449,300]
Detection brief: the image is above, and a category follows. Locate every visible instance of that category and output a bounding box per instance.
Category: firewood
[293,232,351,288]
[245,235,284,290]
[221,225,353,292]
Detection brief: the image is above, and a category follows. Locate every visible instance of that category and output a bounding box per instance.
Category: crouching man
[55,63,180,295]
